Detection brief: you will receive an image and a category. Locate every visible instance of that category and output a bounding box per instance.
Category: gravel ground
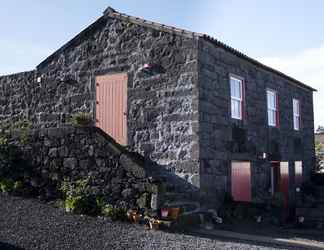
[0,195,303,250]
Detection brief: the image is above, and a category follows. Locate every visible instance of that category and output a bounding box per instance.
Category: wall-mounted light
[258,152,267,160]
[138,63,165,75]
[262,152,267,159]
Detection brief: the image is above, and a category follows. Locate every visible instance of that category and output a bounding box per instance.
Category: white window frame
[267,89,278,127]
[230,76,243,120]
[293,98,300,131]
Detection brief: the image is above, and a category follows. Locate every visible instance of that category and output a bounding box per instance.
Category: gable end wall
[0,16,201,190]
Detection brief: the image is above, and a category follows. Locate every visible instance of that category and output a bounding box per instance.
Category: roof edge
[200,35,317,92]
[37,16,107,70]
[36,6,316,92]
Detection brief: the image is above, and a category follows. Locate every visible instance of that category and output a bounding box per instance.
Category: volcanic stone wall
[0,13,200,188]
[6,126,160,209]
[198,38,315,204]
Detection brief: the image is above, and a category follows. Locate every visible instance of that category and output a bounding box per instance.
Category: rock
[88,145,94,156]
[63,158,78,170]
[121,188,133,198]
[120,154,146,178]
[58,146,69,157]
[48,148,58,158]
[137,193,149,209]
[79,159,89,169]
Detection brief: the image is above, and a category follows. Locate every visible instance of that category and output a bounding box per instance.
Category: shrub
[0,143,29,181]
[64,196,85,213]
[60,178,100,215]
[102,204,127,221]
[0,178,15,193]
[0,178,27,195]
[69,113,93,126]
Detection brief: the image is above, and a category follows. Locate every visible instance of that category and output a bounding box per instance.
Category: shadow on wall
[95,127,201,204]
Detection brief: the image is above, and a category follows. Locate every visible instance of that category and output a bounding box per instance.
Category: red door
[295,161,303,188]
[231,162,252,202]
[96,73,128,145]
[279,162,289,207]
[271,162,289,207]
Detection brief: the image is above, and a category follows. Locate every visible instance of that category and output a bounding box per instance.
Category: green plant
[0,178,15,193]
[14,180,23,190]
[60,178,100,215]
[60,178,91,198]
[8,120,32,145]
[69,112,93,126]
[64,195,84,213]
[102,204,127,221]
[96,196,106,210]
[0,134,8,146]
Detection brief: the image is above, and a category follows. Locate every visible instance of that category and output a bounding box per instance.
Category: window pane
[267,91,276,109]
[293,99,300,115]
[230,77,242,99]
[231,99,235,117]
[231,80,235,97]
[267,92,271,108]
[268,110,276,126]
[231,99,241,119]
[294,116,300,130]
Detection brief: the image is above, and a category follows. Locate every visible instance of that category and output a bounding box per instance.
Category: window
[231,161,251,202]
[293,99,300,131]
[267,90,279,127]
[230,76,243,120]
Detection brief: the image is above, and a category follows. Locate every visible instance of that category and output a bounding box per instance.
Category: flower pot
[132,214,141,223]
[149,220,160,230]
[161,208,169,218]
[169,208,180,220]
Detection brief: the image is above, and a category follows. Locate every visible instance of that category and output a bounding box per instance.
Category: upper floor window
[230,76,244,120]
[293,99,300,130]
[267,89,279,127]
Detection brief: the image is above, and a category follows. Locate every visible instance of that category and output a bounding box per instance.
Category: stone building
[0,7,316,207]
[315,127,324,145]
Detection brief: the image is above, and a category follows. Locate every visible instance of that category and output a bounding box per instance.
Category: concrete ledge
[192,228,324,250]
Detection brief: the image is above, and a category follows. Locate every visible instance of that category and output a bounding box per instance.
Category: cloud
[258,46,324,128]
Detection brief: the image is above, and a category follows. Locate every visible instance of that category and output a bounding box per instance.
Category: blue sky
[1,0,324,127]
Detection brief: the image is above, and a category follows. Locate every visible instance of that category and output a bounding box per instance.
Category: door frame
[95,72,128,145]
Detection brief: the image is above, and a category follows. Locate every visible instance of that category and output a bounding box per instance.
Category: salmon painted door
[231,162,252,202]
[295,161,303,188]
[96,73,128,145]
[279,162,289,208]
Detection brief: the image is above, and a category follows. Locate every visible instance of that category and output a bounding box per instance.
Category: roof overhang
[36,6,317,92]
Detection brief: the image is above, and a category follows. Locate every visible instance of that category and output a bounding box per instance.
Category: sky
[0,0,323,127]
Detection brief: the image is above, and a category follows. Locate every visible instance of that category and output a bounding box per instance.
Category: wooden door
[231,162,252,202]
[295,161,303,188]
[279,162,289,206]
[270,162,280,194]
[96,73,128,145]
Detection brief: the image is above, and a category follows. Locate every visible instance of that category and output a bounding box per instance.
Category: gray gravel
[0,195,301,250]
